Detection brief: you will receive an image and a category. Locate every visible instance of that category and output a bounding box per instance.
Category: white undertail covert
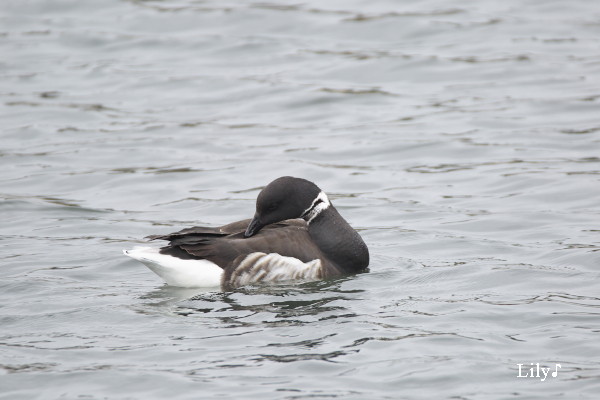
[123,247,223,288]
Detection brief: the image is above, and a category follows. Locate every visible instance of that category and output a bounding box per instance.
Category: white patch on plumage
[230,252,322,287]
[123,247,223,288]
[302,191,330,224]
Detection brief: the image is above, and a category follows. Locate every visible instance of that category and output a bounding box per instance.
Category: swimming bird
[123,176,369,289]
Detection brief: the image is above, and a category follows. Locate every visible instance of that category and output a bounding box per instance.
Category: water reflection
[139,277,364,324]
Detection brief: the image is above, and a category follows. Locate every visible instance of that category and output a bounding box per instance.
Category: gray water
[1,0,599,398]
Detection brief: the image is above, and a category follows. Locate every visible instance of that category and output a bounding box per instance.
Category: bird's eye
[267,203,278,212]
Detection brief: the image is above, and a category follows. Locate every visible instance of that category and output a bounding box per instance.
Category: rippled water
[1,0,599,398]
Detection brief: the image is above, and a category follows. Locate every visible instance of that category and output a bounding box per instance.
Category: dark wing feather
[146,219,253,241]
[150,218,333,271]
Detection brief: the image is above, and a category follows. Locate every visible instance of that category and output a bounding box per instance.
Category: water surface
[1,0,599,399]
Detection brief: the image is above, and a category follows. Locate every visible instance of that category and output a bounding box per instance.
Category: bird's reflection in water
[140,276,364,325]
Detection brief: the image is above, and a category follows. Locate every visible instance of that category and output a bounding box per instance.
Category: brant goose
[124,176,369,289]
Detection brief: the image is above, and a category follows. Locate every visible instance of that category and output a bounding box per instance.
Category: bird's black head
[244,176,327,238]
